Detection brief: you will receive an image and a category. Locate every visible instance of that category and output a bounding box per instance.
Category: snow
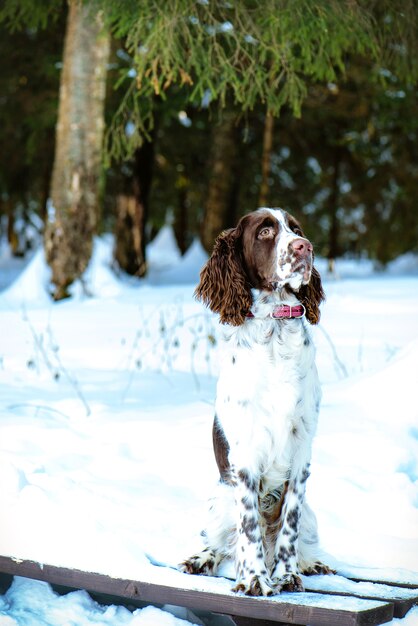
[0,577,196,626]
[148,239,208,285]
[146,225,182,272]
[0,230,417,625]
[300,573,418,601]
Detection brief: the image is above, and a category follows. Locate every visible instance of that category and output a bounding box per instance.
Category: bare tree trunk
[6,199,18,255]
[44,0,110,300]
[258,111,275,208]
[176,177,189,254]
[201,110,240,252]
[114,195,146,276]
[114,138,154,276]
[328,146,342,269]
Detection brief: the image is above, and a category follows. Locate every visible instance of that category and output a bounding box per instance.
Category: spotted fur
[181,208,333,596]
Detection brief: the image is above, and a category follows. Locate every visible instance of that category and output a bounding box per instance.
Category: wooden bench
[0,555,417,626]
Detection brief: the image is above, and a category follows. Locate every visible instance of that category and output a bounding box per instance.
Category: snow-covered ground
[0,231,417,625]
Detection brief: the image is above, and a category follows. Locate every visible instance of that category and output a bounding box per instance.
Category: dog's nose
[290,238,313,256]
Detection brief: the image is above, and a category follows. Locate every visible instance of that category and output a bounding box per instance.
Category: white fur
[217,290,319,479]
[207,290,321,558]
[263,208,312,289]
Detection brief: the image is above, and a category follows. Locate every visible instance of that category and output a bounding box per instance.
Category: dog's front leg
[271,464,310,592]
[232,468,274,596]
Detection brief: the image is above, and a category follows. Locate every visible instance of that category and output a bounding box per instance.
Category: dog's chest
[215,319,319,476]
[218,319,314,402]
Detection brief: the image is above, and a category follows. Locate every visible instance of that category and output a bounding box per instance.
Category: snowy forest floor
[0,229,417,626]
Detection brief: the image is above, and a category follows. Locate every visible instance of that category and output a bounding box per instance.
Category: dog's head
[196,208,324,326]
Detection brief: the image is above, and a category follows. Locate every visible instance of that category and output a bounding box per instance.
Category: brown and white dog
[181,208,333,596]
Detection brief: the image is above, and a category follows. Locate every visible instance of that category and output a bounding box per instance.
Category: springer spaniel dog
[181,208,333,596]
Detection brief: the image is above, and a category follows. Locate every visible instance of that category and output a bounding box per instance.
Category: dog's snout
[290,238,313,257]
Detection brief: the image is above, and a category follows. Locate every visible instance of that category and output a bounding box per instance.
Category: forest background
[0,0,418,299]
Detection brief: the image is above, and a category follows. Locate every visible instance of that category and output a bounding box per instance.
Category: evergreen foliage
[100,0,418,160]
[0,0,417,266]
[0,0,64,31]
[0,7,65,252]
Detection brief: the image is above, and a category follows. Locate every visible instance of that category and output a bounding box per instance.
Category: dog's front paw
[273,573,304,592]
[301,561,336,576]
[180,548,218,575]
[232,574,275,597]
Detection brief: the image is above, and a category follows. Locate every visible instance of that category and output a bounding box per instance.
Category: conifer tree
[2,0,418,286]
[103,0,418,160]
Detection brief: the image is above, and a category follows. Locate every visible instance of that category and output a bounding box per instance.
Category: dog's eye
[258,226,274,239]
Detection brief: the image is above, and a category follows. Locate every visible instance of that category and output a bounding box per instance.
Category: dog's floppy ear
[195,224,252,326]
[298,265,325,325]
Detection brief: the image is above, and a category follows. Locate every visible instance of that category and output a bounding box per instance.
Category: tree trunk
[258,111,275,208]
[6,198,19,255]
[44,0,110,300]
[201,110,240,252]
[114,195,147,276]
[175,175,189,254]
[114,139,154,277]
[327,146,342,267]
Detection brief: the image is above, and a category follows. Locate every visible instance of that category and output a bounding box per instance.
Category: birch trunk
[44,0,110,299]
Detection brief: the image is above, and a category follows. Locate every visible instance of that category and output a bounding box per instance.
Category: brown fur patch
[261,482,289,559]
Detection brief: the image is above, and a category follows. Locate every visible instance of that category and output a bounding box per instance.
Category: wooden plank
[229,618,292,626]
[302,575,418,618]
[0,573,13,594]
[347,575,418,590]
[0,556,394,626]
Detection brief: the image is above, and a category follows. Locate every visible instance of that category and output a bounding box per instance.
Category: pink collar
[247,304,305,320]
